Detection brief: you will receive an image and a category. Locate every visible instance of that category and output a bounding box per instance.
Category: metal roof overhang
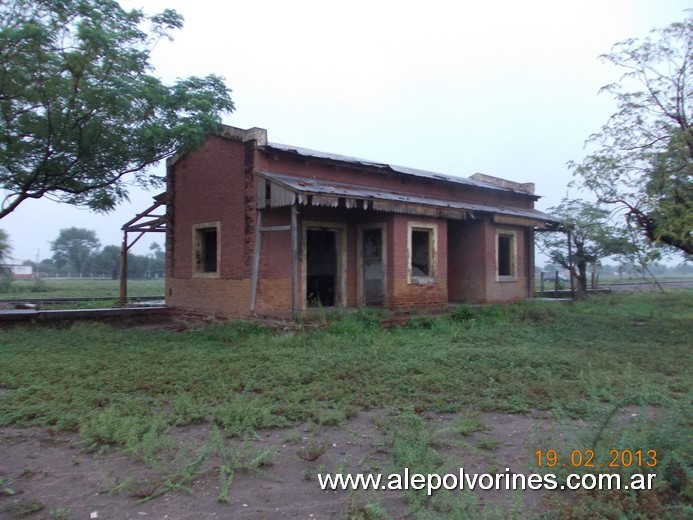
[262,143,541,200]
[257,171,560,229]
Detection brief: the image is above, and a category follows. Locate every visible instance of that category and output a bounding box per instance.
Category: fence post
[591,266,597,289]
[119,233,128,307]
[540,271,545,297]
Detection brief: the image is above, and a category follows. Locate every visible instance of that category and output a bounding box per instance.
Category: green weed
[0,476,16,496]
[476,438,502,451]
[0,498,44,517]
[0,278,163,299]
[553,399,693,518]
[212,397,287,437]
[0,291,690,517]
[48,508,73,520]
[217,440,276,503]
[448,409,487,436]
[387,412,442,512]
[342,494,389,519]
[449,304,477,323]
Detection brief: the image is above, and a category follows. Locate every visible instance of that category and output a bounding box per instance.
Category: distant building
[159,125,559,318]
[2,264,34,279]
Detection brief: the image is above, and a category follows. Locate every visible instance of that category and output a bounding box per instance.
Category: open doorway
[360,226,385,306]
[306,228,337,307]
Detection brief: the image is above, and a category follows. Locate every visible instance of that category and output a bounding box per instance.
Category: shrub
[450,304,477,323]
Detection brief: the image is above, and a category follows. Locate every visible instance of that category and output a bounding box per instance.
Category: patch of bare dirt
[0,408,656,519]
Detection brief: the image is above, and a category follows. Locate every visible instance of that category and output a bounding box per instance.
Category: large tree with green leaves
[537,199,634,299]
[51,227,100,276]
[570,14,692,255]
[0,0,234,219]
[90,244,120,279]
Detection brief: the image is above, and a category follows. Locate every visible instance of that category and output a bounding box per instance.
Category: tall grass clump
[556,399,693,519]
[212,397,287,437]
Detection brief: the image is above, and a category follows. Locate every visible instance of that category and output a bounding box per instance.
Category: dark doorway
[362,228,384,306]
[306,228,337,307]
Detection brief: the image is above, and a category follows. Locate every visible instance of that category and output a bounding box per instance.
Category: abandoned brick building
[162,125,559,317]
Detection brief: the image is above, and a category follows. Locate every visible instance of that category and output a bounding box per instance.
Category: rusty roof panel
[258,171,560,225]
[263,143,539,197]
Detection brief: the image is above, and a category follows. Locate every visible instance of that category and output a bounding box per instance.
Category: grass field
[0,278,164,299]
[0,291,691,518]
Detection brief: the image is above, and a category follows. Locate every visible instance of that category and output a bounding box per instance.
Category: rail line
[535,279,693,298]
[0,296,167,326]
[0,295,163,305]
[2,281,690,325]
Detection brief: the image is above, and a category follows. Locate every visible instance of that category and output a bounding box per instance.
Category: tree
[0,229,9,263]
[537,199,634,299]
[51,227,100,276]
[0,229,10,278]
[148,241,165,278]
[570,14,692,255]
[0,0,234,220]
[91,244,120,279]
[38,258,56,277]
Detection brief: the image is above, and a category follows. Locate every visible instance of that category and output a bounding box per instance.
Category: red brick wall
[447,218,487,303]
[169,135,253,278]
[447,219,531,304]
[253,207,293,313]
[167,278,251,317]
[388,215,448,310]
[166,134,537,317]
[166,135,255,315]
[482,223,530,303]
[249,207,453,313]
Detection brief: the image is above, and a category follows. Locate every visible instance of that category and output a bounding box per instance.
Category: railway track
[600,279,693,291]
[0,296,167,325]
[0,295,164,305]
[535,279,693,298]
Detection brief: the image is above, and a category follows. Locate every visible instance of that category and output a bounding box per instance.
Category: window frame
[496,229,517,281]
[407,221,437,284]
[192,221,221,278]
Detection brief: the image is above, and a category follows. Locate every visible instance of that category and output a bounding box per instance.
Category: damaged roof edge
[263,142,541,200]
[166,124,545,200]
[257,171,561,228]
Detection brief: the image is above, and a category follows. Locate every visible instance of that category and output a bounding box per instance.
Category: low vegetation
[0,291,690,518]
[0,278,164,299]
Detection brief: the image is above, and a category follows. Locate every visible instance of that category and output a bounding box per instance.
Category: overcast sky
[2,0,690,264]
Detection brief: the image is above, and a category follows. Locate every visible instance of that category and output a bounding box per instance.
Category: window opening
[411,229,431,277]
[497,233,515,277]
[195,226,218,273]
[306,228,337,306]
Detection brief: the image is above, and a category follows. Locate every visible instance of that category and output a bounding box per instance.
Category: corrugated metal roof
[263,143,538,198]
[257,171,560,226]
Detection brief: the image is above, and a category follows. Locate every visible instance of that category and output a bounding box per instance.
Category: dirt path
[1,407,652,519]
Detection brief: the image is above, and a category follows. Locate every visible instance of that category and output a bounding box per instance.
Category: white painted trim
[407,221,438,284]
[495,229,518,282]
